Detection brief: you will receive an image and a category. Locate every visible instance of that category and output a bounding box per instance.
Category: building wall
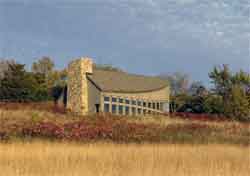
[87,78,101,114]
[100,86,170,115]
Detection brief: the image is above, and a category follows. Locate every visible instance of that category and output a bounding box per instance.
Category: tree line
[160,65,250,121]
[0,57,67,105]
[0,57,250,121]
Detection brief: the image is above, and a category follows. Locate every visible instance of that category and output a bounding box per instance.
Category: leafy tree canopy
[32,56,54,76]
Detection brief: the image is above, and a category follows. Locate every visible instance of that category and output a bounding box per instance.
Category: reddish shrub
[21,117,156,142]
[0,131,8,141]
[22,122,65,139]
[63,120,113,140]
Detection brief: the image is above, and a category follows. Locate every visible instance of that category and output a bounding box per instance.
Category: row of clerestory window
[104,103,162,115]
[104,96,163,110]
[103,96,166,114]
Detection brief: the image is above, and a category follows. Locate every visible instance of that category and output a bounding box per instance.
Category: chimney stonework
[67,57,93,115]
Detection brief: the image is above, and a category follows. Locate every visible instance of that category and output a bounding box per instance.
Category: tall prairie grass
[0,141,249,176]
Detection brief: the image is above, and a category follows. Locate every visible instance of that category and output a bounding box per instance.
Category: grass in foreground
[0,141,249,176]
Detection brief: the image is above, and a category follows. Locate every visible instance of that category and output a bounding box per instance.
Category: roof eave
[101,85,169,94]
[86,75,102,91]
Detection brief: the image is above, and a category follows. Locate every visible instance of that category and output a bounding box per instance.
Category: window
[148,110,151,114]
[143,102,147,107]
[104,104,110,113]
[143,109,147,114]
[112,97,117,103]
[132,100,136,105]
[138,108,142,114]
[118,105,123,115]
[125,99,130,104]
[153,103,156,109]
[138,101,142,106]
[104,96,110,102]
[160,103,163,110]
[132,107,136,115]
[119,98,123,103]
[148,102,152,108]
[112,104,117,114]
[125,106,130,115]
[157,103,160,110]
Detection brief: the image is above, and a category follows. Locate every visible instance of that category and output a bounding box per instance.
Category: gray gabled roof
[87,68,168,93]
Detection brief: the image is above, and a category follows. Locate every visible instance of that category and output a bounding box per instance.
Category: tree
[160,72,190,95]
[232,70,250,113]
[0,63,32,101]
[0,62,50,102]
[226,85,250,121]
[209,65,250,120]
[32,56,54,76]
[27,72,50,101]
[189,81,207,96]
[0,59,15,79]
[31,57,67,102]
[209,64,232,102]
[232,70,250,87]
[209,65,234,115]
[204,94,224,114]
[173,91,207,114]
[47,69,67,89]
[170,93,191,112]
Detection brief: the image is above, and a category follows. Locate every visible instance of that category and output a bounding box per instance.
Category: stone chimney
[67,57,93,115]
[80,57,93,74]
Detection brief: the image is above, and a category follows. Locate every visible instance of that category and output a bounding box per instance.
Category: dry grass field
[0,141,249,176]
[0,103,249,176]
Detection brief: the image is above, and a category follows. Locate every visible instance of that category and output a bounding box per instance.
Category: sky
[0,0,249,84]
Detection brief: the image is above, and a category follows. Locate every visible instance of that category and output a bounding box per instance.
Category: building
[67,57,170,116]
